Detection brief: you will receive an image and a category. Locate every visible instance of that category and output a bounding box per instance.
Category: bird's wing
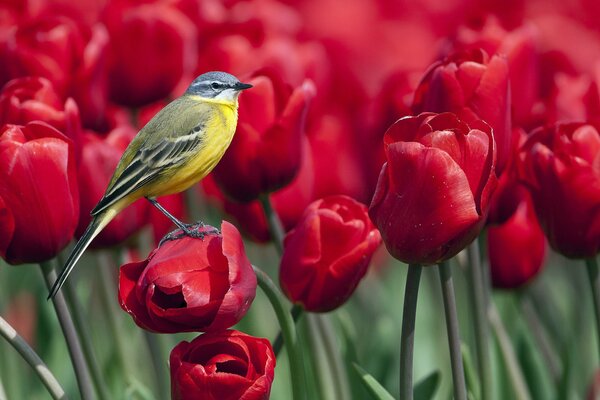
[91,98,209,216]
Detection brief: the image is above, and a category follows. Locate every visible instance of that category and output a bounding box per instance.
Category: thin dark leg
[146,197,192,233]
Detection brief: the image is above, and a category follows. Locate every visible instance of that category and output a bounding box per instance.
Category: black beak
[234,82,253,91]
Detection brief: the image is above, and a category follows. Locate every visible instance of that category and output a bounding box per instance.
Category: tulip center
[152,287,187,309]
[215,359,248,376]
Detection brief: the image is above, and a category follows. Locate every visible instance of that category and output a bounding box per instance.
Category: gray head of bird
[186,71,252,102]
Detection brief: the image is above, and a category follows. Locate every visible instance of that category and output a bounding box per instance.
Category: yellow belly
[145,103,238,197]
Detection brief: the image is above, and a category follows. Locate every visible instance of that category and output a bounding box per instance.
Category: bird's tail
[47,211,116,299]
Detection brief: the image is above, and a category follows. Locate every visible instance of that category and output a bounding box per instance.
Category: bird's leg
[146,197,192,233]
[146,197,220,245]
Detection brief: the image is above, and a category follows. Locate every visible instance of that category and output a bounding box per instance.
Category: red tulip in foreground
[519,123,600,258]
[0,122,79,264]
[280,195,382,312]
[412,49,511,172]
[212,71,315,202]
[119,221,256,333]
[170,330,275,400]
[369,112,497,265]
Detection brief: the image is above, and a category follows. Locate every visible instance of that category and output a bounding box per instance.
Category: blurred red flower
[0,122,79,264]
[369,112,497,265]
[170,330,275,400]
[449,17,540,127]
[103,0,197,106]
[0,16,109,129]
[119,221,256,333]
[0,77,82,147]
[488,183,545,289]
[212,71,315,202]
[76,126,150,248]
[519,123,600,258]
[413,49,511,172]
[280,195,381,312]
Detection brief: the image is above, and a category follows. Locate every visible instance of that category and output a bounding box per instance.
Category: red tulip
[170,330,275,400]
[119,221,256,333]
[280,195,382,312]
[413,49,511,172]
[450,17,540,127]
[0,122,79,264]
[212,71,315,202]
[0,77,82,147]
[369,112,497,265]
[0,16,109,126]
[519,123,600,258]
[76,127,150,248]
[488,190,545,289]
[103,0,198,106]
[203,136,315,243]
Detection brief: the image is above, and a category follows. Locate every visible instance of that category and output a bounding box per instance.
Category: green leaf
[414,370,441,400]
[124,378,156,400]
[462,344,481,400]
[352,363,395,400]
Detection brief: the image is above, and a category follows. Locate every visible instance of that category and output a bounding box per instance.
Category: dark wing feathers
[90,101,207,216]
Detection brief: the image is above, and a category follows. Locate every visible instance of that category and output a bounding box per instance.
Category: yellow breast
[153,99,239,196]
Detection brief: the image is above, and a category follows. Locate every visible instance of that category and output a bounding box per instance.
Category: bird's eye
[211,82,221,90]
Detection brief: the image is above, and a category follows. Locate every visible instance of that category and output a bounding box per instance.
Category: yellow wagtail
[48,71,252,299]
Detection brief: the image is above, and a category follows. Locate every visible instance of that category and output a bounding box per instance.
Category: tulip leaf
[124,379,156,400]
[352,363,395,400]
[461,344,481,400]
[413,370,441,400]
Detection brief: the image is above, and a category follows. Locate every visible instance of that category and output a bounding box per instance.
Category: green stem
[315,315,351,400]
[59,259,110,400]
[586,257,600,363]
[97,252,134,385]
[143,331,170,400]
[519,295,560,382]
[273,305,303,356]
[253,265,305,400]
[437,261,467,400]
[466,241,492,400]
[304,315,337,400]
[0,315,66,399]
[40,262,95,400]
[488,303,532,400]
[400,264,422,400]
[259,194,285,254]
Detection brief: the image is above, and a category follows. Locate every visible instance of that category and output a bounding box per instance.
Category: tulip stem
[586,257,600,363]
[39,262,95,400]
[488,302,532,400]
[253,265,305,400]
[466,241,492,400]
[0,315,66,399]
[273,305,304,356]
[259,194,285,254]
[400,264,422,400]
[437,261,467,400]
[58,258,111,400]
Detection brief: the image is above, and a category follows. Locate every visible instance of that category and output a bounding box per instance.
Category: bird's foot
[159,222,221,246]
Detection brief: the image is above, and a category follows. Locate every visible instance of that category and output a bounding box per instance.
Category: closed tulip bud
[119,221,256,333]
[369,112,497,265]
[519,122,600,258]
[413,49,511,172]
[76,127,150,248]
[280,195,382,312]
[0,122,79,264]
[488,192,545,288]
[212,71,315,202]
[170,330,275,400]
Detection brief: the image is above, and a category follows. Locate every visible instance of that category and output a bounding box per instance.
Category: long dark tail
[48,216,105,299]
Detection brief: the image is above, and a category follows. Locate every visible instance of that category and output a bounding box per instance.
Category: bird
[48,71,252,299]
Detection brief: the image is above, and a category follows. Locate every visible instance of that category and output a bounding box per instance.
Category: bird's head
[186,71,252,103]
